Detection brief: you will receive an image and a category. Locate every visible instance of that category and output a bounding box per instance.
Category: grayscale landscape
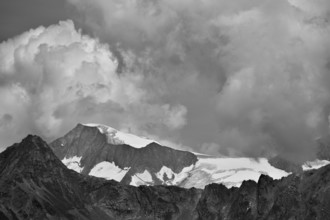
[1,0,330,219]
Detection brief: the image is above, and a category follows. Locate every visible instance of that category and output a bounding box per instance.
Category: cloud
[0,114,13,127]
[0,20,187,149]
[1,1,330,163]
[65,0,330,162]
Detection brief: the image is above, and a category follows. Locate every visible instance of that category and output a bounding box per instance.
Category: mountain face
[50,124,198,185]
[0,135,105,219]
[1,135,330,220]
[268,156,303,173]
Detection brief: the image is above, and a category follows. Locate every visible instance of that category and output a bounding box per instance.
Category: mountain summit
[83,123,159,148]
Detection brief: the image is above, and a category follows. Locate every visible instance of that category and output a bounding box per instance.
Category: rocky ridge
[0,135,330,219]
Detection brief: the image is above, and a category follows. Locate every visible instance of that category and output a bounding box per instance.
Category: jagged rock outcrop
[50,124,198,184]
[1,135,330,220]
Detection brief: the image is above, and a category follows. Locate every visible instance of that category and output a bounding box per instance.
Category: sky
[0,0,330,163]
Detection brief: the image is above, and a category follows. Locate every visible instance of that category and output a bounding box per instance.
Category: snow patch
[196,157,288,179]
[89,161,130,181]
[130,170,153,186]
[222,170,262,187]
[62,156,83,173]
[156,166,175,183]
[155,165,195,185]
[84,123,157,148]
[180,157,290,189]
[172,165,195,185]
[302,160,330,171]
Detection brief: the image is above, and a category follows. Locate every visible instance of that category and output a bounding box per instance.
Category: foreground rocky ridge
[0,135,330,219]
[0,135,202,220]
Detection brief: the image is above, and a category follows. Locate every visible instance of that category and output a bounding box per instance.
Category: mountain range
[1,134,330,219]
[50,123,329,188]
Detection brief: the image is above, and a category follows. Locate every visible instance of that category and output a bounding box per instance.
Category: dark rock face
[49,124,198,184]
[268,156,303,173]
[1,135,330,220]
[0,135,103,219]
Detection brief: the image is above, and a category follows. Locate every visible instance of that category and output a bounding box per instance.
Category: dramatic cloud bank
[66,0,330,162]
[1,0,330,162]
[0,20,187,149]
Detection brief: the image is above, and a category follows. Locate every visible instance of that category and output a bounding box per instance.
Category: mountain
[50,124,198,186]
[0,135,107,219]
[0,135,202,219]
[50,124,293,188]
[1,135,330,219]
[50,124,330,188]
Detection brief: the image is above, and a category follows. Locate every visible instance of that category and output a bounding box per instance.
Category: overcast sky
[1,0,330,163]
[0,0,70,41]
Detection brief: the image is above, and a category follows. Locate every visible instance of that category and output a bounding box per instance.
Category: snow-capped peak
[83,123,158,148]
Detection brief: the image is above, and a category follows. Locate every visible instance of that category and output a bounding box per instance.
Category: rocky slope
[1,135,330,219]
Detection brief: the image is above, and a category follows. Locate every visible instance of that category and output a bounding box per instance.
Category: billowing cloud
[0,20,187,149]
[1,0,330,163]
[65,0,330,162]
